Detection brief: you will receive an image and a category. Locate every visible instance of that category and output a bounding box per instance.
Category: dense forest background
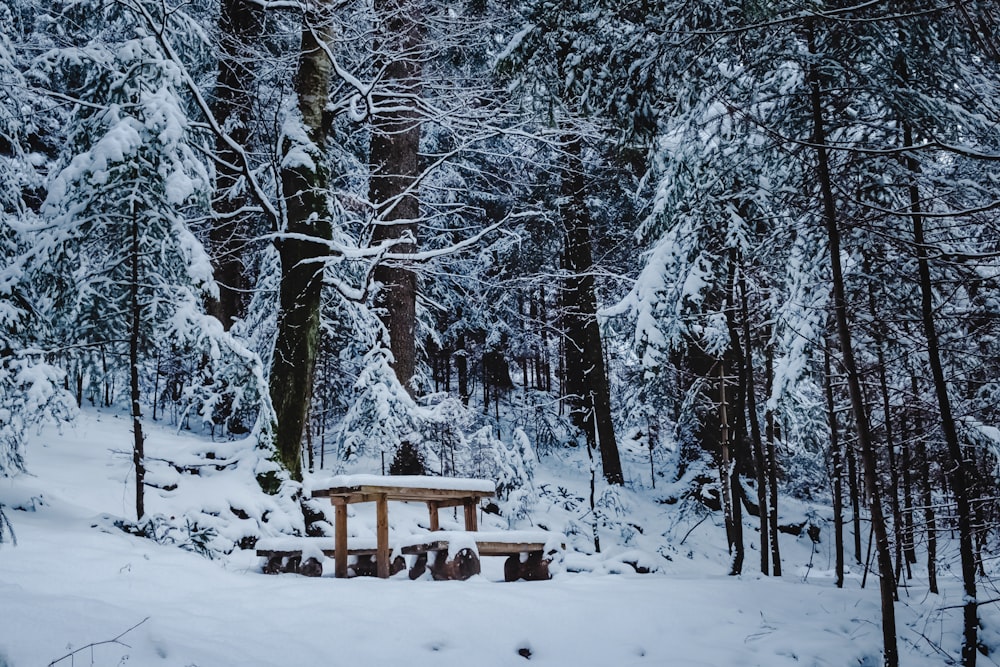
[2,0,1000,664]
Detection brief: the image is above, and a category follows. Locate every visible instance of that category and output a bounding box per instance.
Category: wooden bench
[257,537,408,577]
[256,531,564,581]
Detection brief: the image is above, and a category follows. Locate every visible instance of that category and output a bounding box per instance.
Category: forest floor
[0,408,993,666]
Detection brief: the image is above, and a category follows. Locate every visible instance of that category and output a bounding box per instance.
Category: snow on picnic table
[305,473,496,495]
[0,409,971,666]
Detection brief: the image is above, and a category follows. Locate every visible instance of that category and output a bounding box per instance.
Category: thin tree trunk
[900,413,916,575]
[904,120,978,666]
[739,266,769,575]
[456,332,468,405]
[269,7,334,481]
[151,350,160,422]
[865,261,904,593]
[540,285,552,392]
[722,253,746,576]
[808,25,897,664]
[764,337,782,576]
[129,202,145,521]
[718,361,738,572]
[825,340,845,588]
[847,431,863,564]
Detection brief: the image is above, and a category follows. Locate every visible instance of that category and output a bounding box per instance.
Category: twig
[940,597,1000,611]
[679,515,711,546]
[47,617,150,666]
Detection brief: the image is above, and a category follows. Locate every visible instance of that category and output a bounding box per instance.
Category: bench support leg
[376,493,390,578]
[427,501,440,531]
[335,504,349,578]
[463,499,477,532]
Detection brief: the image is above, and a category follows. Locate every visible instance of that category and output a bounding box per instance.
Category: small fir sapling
[469,427,536,523]
[389,439,427,476]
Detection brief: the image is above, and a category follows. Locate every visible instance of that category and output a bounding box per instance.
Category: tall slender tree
[806,21,897,664]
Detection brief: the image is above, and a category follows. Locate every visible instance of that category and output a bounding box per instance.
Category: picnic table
[257,474,561,580]
[308,474,497,579]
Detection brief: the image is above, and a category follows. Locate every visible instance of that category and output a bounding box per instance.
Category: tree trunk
[539,285,552,392]
[456,332,468,404]
[559,135,623,485]
[808,26,897,665]
[130,203,145,521]
[904,120,978,666]
[912,373,938,594]
[764,338,782,576]
[847,429,863,564]
[824,339,844,588]
[722,253,746,575]
[369,0,423,395]
[738,263,769,575]
[209,0,263,329]
[269,6,334,481]
[900,412,916,574]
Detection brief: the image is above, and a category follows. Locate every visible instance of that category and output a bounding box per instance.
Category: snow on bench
[256,530,565,581]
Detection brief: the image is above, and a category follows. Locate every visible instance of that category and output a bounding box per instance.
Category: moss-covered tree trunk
[269,7,334,481]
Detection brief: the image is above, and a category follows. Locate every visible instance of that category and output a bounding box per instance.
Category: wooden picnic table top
[308,474,496,504]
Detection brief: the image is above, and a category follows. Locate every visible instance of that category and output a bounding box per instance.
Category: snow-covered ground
[0,410,986,666]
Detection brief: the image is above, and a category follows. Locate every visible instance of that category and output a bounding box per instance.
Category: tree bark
[209,0,264,329]
[559,135,623,485]
[808,25,897,665]
[369,0,423,395]
[269,6,334,481]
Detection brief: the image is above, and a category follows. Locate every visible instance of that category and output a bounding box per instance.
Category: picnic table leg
[376,493,390,578]
[427,500,440,531]
[335,503,348,578]
[463,499,477,531]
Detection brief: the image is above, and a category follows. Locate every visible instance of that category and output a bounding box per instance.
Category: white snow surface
[0,409,983,666]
